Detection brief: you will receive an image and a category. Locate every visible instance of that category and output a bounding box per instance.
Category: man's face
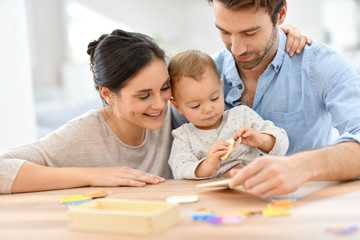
[213,1,279,70]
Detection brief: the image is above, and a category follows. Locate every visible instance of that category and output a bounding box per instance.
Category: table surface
[1,179,360,240]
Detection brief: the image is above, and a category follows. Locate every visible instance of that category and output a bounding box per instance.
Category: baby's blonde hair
[168,49,220,93]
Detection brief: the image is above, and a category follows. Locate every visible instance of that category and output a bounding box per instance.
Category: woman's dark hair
[87,29,166,105]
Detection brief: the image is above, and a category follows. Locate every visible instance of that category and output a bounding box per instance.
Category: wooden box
[68,199,180,235]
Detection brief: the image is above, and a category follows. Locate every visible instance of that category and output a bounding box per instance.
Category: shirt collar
[271,30,286,73]
[223,51,241,82]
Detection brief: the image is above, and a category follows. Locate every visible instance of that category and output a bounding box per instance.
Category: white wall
[285,0,324,42]
[0,0,37,151]
[59,0,224,108]
[29,0,65,88]
[61,0,223,60]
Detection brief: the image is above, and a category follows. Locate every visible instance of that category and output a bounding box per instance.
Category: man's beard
[232,26,278,70]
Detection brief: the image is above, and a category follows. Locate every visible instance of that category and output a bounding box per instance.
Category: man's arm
[229,141,360,199]
[229,41,360,199]
[299,141,360,181]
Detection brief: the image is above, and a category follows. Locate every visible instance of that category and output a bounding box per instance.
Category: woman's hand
[87,166,165,187]
[281,24,312,57]
[11,162,165,193]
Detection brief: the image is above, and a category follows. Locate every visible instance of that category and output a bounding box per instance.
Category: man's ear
[220,79,223,84]
[277,3,287,25]
[99,86,114,105]
[170,98,183,115]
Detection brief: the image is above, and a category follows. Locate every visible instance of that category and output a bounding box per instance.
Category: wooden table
[1,179,360,240]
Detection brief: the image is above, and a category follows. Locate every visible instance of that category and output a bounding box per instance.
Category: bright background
[1,0,360,151]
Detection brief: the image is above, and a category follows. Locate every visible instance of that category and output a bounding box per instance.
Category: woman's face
[111,58,171,130]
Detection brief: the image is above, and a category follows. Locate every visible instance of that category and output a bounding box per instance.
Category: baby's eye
[211,96,219,101]
[191,104,200,109]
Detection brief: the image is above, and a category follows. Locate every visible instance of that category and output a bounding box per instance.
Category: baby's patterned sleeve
[168,128,209,179]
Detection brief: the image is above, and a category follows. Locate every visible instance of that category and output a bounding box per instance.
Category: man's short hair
[207,0,286,26]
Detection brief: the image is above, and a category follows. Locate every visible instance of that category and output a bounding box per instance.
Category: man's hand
[229,155,311,199]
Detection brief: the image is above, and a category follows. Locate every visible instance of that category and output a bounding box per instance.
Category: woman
[0,28,308,194]
[1,30,173,194]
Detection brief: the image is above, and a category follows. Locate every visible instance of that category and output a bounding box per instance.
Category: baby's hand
[196,140,230,178]
[234,127,275,153]
[207,140,229,164]
[234,127,264,148]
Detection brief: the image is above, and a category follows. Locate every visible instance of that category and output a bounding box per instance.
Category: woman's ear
[99,87,113,105]
[170,98,183,115]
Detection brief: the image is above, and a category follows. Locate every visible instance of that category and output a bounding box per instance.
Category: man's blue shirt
[212,30,360,154]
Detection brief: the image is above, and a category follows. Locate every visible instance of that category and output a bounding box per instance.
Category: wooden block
[196,179,253,195]
[196,179,231,188]
[68,199,180,235]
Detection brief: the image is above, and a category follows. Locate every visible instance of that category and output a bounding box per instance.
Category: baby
[168,50,289,179]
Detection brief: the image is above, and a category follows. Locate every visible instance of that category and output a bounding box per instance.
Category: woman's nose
[152,93,166,110]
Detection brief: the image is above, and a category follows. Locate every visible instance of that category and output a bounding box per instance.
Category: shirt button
[228,82,232,87]
[238,84,243,90]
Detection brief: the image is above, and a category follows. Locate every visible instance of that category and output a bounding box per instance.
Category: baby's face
[173,68,224,130]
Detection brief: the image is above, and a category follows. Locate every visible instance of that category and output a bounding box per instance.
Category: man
[207,0,360,198]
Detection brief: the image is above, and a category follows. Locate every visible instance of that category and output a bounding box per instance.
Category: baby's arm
[195,140,229,178]
[169,129,225,179]
[235,106,289,155]
[233,127,275,154]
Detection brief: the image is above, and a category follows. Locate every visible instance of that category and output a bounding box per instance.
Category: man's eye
[244,31,256,36]
[221,30,230,35]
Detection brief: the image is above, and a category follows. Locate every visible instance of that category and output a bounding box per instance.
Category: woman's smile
[143,111,162,120]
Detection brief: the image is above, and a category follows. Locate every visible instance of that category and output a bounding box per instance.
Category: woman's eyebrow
[136,78,170,93]
[162,78,170,86]
[136,88,151,93]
